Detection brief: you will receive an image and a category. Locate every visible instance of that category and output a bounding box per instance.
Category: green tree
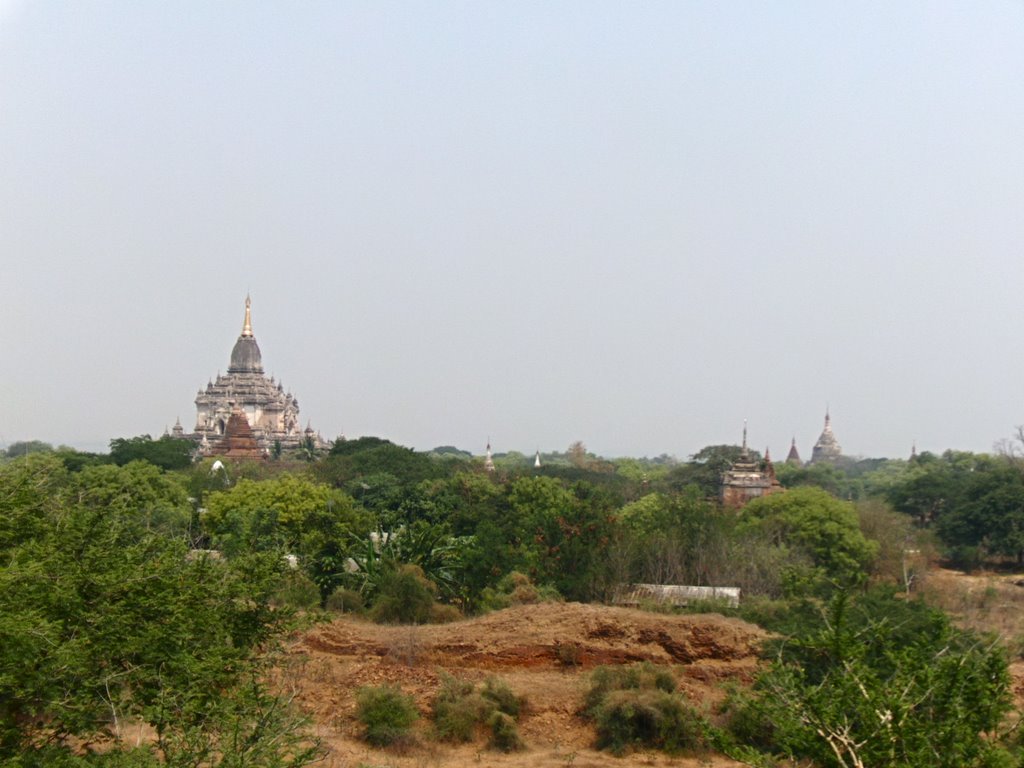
[740,487,877,592]
[0,454,318,765]
[727,592,1013,768]
[661,444,752,498]
[775,461,861,499]
[619,489,733,587]
[2,439,54,458]
[936,458,1024,564]
[109,434,193,471]
[508,477,621,601]
[204,474,367,597]
[71,461,192,537]
[316,436,447,488]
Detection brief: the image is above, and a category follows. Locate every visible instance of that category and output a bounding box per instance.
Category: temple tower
[720,422,782,509]
[785,436,801,466]
[186,297,326,454]
[810,408,843,464]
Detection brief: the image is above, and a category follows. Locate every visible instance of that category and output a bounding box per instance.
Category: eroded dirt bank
[281,602,768,767]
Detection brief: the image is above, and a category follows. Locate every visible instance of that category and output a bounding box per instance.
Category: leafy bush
[592,688,707,755]
[433,673,489,743]
[479,571,561,611]
[488,711,525,752]
[481,676,522,717]
[584,662,675,715]
[432,674,524,748]
[0,455,318,767]
[355,685,419,747]
[429,602,463,623]
[584,662,706,755]
[369,564,437,624]
[434,691,491,742]
[722,591,1015,768]
[271,570,321,610]
[325,587,364,614]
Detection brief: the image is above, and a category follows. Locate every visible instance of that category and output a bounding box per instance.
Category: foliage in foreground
[0,454,319,767]
[722,591,1015,768]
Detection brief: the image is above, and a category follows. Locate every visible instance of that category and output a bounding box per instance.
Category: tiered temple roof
[720,422,782,508]
[186,297,327,455]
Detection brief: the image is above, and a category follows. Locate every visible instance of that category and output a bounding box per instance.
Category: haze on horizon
[1,2,1022,461]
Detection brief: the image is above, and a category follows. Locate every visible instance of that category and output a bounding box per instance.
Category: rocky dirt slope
[281,602,768,767]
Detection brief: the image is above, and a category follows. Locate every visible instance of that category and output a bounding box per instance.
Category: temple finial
[242,295,253,337]
[741,419,748,455]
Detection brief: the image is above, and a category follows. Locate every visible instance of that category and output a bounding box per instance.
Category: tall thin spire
[484,438,495,472]
[786,435,802,465]
[741,419,749,456]
[242,295,253,337]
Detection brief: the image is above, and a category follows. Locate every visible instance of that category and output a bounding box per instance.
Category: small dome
[228,335,263,373]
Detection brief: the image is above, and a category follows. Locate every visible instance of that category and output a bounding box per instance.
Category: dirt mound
[283,602,767,767]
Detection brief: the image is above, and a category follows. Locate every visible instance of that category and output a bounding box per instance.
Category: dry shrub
[488,711,525,752]
[325,587,365,614]
[554,641,582,667]
[584,662,675,714]
[592,688,707,755]
[355,685,419,747]
[481,676,523,717]
[386,626,425,667]
[270,571,321,610]
[585,662,706,755]
[429,603,462,623]
[480,571,561,612]
[432,673,525,749]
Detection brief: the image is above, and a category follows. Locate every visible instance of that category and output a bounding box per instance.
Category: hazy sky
[2,2,1023,460]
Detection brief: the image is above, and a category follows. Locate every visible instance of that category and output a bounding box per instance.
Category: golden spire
[242,295,253,337]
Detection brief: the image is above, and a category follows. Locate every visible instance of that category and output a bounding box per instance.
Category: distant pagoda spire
[786,436,802,466]
[810,406,842,464]
[484,439,495,472]
[242,294,254,337]
[534,450,541,468]
[741,419,749,457]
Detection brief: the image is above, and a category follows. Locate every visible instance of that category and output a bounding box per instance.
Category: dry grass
[921,568,1024,651]
[288,603,765,767]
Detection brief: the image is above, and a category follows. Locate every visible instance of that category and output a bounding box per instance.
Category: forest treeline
[3,435,1024,766]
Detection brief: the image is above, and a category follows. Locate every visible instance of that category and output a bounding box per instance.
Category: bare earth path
[280,602,768,767]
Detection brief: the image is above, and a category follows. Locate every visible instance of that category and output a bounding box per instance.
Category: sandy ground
[281,602,768,767]
[281,572,1024,766]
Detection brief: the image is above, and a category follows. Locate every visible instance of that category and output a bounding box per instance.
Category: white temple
[185,297,327,454]
[809,408,842,464]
